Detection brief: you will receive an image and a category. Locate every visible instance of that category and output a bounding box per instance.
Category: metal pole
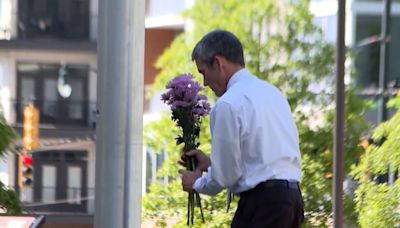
[124,0,145,226]
[378,0,391,124]
[333,0,346,227]
[94,0,145,227]
[378,0,392,183]
[15,153,20,197]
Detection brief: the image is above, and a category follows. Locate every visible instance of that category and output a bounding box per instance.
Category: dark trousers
[231,180,304,228]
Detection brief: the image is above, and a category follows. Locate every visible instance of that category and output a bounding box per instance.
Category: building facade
[0,0,98,217]
[310,0,400,123]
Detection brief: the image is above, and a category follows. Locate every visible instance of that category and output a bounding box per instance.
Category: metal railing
[7,99,97,128]
[17,0,91,41]
[23,187,95,214]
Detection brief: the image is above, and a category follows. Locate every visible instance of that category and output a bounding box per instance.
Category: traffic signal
[19,153,33,188]
[23,103,39,150]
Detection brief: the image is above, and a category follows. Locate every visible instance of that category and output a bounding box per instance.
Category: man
[180,29,304,227]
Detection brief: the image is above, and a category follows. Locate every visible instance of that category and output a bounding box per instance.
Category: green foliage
[143,0,368,226]
[353,92,400,227]
[0,181,22,215]
[0,115,22,215]
[0,116,16,158]
[142,179,235,228]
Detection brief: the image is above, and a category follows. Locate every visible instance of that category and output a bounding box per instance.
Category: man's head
[192,29,245,97]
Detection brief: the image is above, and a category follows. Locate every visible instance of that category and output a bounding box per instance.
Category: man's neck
[226,65,244,82]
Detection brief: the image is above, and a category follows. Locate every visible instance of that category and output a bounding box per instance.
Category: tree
[0,115,22,215]
[352,92,400,228]
[143,0,369,226]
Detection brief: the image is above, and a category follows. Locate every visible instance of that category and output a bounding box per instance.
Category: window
[18,0,89,40]
[355,15,400,88]
[17,62,89,126]
[314,15,337,43]
[31,150,88,213]
[355,0,400,2]
[67,166,82,204]
[42,165,56,203]
[144,148,168,192]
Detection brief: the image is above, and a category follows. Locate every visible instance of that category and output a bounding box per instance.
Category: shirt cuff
[193,177,203,192]
[193,167,211,191]
[192,167,223,196]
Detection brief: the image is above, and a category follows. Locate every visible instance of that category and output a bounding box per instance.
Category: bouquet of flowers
[161,73,211,225]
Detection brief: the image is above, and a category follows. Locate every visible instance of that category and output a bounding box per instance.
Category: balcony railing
[12,99,97,128]
[17,0,90,41]
[22,187,94,214]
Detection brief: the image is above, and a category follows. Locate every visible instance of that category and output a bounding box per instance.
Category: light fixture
[57,64,72,98]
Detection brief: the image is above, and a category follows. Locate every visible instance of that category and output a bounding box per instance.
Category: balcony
[0,0,96,51]
[11,99,96,129]
[17,0,90,41]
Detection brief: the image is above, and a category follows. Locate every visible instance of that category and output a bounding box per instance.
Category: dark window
[355,15,400,124]
[355,15,400,88]
[18,0,90,40]
[21,150,89,213]
[17,62,89,126]
[355,0,400,2]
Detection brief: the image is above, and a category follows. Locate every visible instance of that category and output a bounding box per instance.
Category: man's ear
[214,56,225,71]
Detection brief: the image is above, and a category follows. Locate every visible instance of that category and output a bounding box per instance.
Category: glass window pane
[21,78,35,101]
[67,166,81,204]
[355,15,400,88]
[69,79,83,119]
[20,188,33,203]
[355,0,399,2]
[43,78,57,117]
[42,165,56,203]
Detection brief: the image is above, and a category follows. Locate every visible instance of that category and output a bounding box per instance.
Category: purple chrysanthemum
[160,73,210,224]
[193,94,211,116]
[161,73,210,112]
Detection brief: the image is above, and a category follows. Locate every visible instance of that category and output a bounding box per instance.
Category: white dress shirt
[193,68,301,195]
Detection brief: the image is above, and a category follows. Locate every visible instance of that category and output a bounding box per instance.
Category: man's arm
[180,150,225,195]
[180,102,243,195]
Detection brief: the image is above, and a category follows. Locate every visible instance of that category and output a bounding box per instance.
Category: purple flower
[161,73,209,224]
[161,73,205,109]
[193,94,211,116]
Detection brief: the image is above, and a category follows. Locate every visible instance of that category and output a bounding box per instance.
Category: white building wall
[0,53,14,122]
[145,0,194,28]
[0,0,19,39]
[146,0,186,18]
[0,0,12,39]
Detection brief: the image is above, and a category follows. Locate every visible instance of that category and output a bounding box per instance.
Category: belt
[261,179,299,189]
[240,179,300,197]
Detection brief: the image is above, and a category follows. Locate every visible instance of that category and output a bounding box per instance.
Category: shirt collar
[227,68,250,90]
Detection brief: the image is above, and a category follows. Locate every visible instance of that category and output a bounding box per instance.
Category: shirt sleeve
[193,102,243,195]
[193,167,224,195]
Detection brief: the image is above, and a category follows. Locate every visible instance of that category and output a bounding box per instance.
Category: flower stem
[191,192,194,225]
[196,192,205,223]
[187,193,190,226]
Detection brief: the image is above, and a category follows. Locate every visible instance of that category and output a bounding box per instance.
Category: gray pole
[333,0,346,227]
[378,0,392,184]
[378,0,391,124]
[94,0,145,226]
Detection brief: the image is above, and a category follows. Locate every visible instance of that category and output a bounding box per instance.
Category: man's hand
[179,169,202,193]
[181,149,211,172]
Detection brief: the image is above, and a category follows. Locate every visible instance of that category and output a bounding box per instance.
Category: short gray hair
[192,29,245,66]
